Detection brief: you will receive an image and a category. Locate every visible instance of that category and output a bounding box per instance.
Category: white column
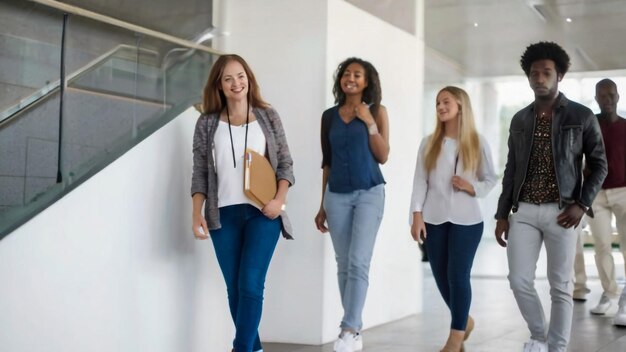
[217,0,425,344]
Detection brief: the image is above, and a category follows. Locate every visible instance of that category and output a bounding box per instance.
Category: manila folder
[244,148,277,207]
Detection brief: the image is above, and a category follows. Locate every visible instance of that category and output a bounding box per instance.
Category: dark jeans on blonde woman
[424,221,483,330]
[210,204,281,352]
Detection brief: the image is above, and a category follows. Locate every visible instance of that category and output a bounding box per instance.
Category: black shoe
[419,243,428,262]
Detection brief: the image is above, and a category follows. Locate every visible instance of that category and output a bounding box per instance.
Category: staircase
[0,0,220,238]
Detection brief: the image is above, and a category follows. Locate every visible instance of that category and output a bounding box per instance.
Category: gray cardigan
[191,106,295,239]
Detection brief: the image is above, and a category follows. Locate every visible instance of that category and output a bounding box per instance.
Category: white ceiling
[424,0,626,83]
[346,0,417,34]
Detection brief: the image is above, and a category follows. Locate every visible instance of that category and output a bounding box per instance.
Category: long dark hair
[332,57,382,116]
[202,54,269,114]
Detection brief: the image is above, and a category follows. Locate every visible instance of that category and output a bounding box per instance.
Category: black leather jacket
[495,93,607,219]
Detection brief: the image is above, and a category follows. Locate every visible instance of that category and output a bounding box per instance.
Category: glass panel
[0,0,63,119]
[0,2,217,237]
[59,15,214,188]
[166,50,215,106]
[0,0,63,233]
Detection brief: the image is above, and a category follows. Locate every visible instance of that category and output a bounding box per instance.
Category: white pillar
[216,0,425,344]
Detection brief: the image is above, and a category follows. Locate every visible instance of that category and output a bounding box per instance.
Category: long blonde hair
[424,86,481,174]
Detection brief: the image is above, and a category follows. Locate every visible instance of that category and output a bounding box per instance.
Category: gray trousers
[507,202,577,352]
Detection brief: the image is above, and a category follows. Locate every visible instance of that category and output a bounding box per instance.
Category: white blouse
[214,120,266,209]
[409,134,497,226]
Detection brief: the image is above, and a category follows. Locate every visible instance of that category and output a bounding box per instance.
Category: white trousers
[586,187,626,298]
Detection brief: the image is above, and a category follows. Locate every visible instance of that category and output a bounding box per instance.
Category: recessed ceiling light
[473,22,479,27]
[566,18,572,23]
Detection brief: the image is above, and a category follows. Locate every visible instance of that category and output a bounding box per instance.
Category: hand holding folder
[244,148,277,208]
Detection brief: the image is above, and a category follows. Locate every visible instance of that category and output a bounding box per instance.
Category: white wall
[218,0,425,344]
[1,1,426,349]
[215,0,330,345]
[323,0,424,340]
[0,107,234,351]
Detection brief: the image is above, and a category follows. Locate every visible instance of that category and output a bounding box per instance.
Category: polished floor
[264,239,626,352]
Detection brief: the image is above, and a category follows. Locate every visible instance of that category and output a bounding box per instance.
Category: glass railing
[0,33,62,118]
[0,0,219,238]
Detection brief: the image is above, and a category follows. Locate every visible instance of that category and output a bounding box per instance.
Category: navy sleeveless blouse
[321,106,385,193]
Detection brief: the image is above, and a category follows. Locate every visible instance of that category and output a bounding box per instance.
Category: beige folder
[244,148,277,208]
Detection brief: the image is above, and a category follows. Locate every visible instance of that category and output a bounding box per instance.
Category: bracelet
[367,123,379,135]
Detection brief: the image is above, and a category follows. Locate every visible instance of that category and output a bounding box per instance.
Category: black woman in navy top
[314,57,390,352]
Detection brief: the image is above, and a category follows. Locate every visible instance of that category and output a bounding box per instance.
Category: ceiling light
[473,22,478,27]
[566,18,572,23]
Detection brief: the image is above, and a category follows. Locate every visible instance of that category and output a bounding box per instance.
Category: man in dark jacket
[494,42,607,352]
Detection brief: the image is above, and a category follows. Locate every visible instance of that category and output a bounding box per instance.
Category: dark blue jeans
[210,204,281,352]
[425,222,483,330]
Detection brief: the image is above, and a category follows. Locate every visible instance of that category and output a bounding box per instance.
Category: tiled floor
[264,239,626,351]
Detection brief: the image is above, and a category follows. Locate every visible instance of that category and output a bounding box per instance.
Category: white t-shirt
[214,120,267,208]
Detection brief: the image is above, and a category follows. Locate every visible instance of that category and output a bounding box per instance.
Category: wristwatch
[367,123,379,135]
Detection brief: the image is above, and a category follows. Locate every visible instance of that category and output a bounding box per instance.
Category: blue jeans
[425,222,483,330]
[210,204,281,352]
[324,184,385,331]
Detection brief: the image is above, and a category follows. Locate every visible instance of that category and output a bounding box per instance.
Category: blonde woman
[409,86,496,352]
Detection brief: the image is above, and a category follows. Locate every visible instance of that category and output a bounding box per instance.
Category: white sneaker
[333,331,361,352]
[522,339,548,352]
[614,305,626,327]
[353,333,363,351]
[590,294,616,315]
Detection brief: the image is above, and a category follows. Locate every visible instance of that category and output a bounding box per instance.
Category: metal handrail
[0,45,158,127]
[30,0,223,55]
[2,0,223,126]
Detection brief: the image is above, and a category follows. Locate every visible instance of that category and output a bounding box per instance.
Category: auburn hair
[202,54,269,113]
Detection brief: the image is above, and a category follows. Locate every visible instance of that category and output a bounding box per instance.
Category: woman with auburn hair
[191,54,294,352]
[315,57,389,352]
[409,86,496,352]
